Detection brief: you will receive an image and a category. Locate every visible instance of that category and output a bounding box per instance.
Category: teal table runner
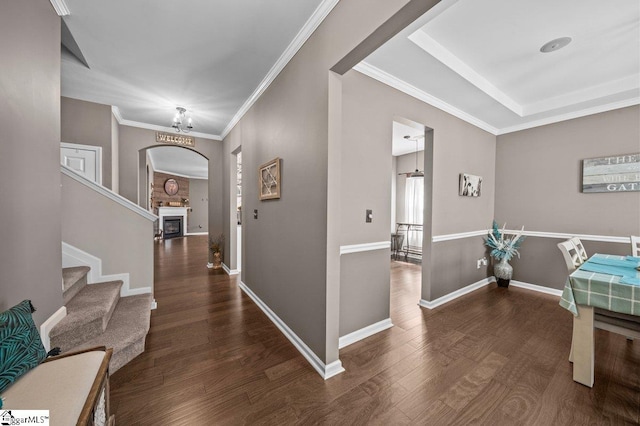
[560,254,640,316]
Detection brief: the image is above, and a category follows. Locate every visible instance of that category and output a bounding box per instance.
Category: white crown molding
[354,62,500,135]
[497,97,640,135]
[353,63,639,137]
[50,0,70,16]
[61,165,158,222]
[152,168,207,180]
[340,241,390,255]
[111,105,123,123]
[339,318,393,349]
[221,0,340,139]
[408,30,523,116]
[239,280,345,380]
[118,118,222,141]
[110,107,222,141]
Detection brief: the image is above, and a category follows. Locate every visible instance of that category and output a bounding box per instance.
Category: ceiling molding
[408,29,524,116]
[497,97,640,135]
[220,0,340,139]
[111,106,123,123]
[50,0,70,16]
[152,168,208,180]
[116,117,222,141]
[354,62,500,135]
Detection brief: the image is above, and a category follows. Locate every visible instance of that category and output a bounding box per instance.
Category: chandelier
[171,107,193,133]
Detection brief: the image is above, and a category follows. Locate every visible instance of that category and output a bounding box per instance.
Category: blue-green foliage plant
[485,220,526,261]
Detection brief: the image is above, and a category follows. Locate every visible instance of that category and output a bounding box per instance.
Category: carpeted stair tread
[62,266,90,304]
[72,293,152,373]
[50,281,122,350]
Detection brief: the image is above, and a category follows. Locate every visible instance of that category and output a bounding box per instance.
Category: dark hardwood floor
[111,236,640,425]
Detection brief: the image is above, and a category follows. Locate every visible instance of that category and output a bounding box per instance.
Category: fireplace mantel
[158,207,188,236]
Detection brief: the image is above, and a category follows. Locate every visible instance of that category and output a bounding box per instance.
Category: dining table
[560,253,640,387]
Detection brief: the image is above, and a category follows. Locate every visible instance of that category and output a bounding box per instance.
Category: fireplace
[163,216,183,239]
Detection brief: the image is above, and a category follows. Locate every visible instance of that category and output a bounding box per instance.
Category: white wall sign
[156,132,195,147]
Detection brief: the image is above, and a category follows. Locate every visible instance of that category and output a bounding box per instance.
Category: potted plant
[484,221,525,287]
[210,233,225,270]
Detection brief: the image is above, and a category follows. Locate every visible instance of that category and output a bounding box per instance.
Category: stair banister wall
[61,166,156,297]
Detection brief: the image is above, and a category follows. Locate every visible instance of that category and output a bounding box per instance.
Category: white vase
[494,257,513,287]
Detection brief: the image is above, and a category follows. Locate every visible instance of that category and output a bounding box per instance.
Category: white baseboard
[151,299,158,310]
[185,231,208,236]
[222,263,239,276]
[419,276,563,310]
[420,277,493,309]
[62,242,152,298]
[238,281,345,380]
[509,280,563,297]
[40,306,67,352]
[339,318,393,349]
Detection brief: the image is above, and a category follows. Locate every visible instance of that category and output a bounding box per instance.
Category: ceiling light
[399,135,424,178]
[172,107,193,133]
[539,37,572,53]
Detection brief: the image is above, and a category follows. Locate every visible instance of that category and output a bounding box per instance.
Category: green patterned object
[0,300,47,395]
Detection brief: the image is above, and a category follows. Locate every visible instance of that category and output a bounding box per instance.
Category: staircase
[51,266,152,373]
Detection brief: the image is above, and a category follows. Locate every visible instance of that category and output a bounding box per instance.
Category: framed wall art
[459,173,482,197]
[259,157,281,200]
[582,153,640,193]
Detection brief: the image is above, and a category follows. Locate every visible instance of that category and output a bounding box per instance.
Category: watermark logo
[0,410,49,425]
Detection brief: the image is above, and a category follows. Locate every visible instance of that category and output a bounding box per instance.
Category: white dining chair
[569,237,589,263]
[631,235,640,257]
[558,238,640,364]
[557,240,583,273]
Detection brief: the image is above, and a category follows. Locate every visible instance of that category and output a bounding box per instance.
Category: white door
[61,142,102,185]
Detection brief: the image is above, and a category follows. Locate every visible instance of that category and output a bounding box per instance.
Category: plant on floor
[210,233,225,255]
[210,233,225,270]
[484,220,525,261]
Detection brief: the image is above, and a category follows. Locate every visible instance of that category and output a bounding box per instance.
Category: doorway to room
[390,118,433,319]
[139,145,210,268]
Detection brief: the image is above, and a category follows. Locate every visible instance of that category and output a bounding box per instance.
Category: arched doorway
[138,145,209,240]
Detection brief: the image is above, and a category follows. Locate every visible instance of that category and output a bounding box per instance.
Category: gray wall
[61,174,154,290]
[340,70,496,307]
[188,178,209,233]
[496,106,640,289]
[117,125,224,244]
[61,97,114,189]
[222,0,415,365]
[340,250,390,336]
[0,0,63,325]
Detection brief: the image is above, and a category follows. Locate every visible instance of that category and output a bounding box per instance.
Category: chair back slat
[558,239,583,273]
[569,237,589,263]
[631,236,640,257]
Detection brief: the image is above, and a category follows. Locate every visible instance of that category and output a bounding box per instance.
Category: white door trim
[61,142,103,185]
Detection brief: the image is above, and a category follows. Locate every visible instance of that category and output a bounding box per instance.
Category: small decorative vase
[494,257,513,288]
[213,252,222,270]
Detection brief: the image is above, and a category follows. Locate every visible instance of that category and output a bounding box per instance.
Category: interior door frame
[60,141,103,185]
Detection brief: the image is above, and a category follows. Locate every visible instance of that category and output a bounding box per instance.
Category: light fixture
[540,37,572,53]
[398,135,424,178]
[171,107,193,133]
